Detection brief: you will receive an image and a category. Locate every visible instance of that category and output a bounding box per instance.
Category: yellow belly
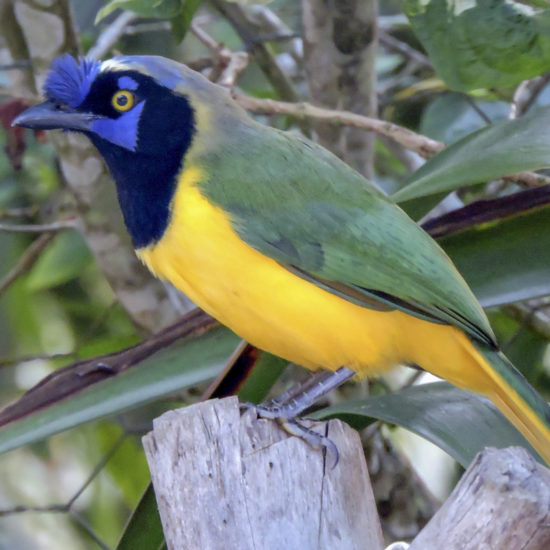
[137,166,485,387]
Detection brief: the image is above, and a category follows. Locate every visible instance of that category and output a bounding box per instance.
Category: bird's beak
[12,100,101,131]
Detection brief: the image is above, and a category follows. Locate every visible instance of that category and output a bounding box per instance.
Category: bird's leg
[256,366,355,419]
[261,369,337,411]
[243,367,356,468]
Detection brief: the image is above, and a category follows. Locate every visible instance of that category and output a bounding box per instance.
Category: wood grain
[143,396,384,550]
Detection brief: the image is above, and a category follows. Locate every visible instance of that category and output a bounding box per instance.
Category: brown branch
[302,0,378,178]
[88,11,138,60]
[190,20,249,87]
[422,185,550,238]
[504,300,550,342]
[210,0,301,103]
[0,232,56,297]
[379,29,431,68]
[0,206,38,219]
[234,93,443,157]
[0,309,218,427]
[0,434,126,516]
[510,72,550,119]
[234,94,550,187]
[0,219,78,233]
[409,447,550,550]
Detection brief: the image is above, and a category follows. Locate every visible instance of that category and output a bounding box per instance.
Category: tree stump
[409,446,550,550]
[142,396,384,550]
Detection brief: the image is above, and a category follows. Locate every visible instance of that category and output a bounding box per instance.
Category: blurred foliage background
[1,0,550,548]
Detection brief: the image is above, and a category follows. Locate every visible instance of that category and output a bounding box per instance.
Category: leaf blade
[312,381,541,468]
[392,108,550,202]
[0,326,240,455]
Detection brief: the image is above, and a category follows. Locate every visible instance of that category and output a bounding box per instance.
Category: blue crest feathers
[44,54,100,108]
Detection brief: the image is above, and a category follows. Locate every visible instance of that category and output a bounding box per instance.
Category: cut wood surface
[143,396,384,550]
[409,446,550,550]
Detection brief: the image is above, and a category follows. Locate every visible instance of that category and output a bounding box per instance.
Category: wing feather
[196,121,496,347]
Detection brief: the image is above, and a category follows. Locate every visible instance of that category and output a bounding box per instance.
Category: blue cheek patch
[91,101,145,151]
[118,76,139,91]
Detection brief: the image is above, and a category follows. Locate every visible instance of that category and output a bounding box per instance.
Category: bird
[14,54,550,464]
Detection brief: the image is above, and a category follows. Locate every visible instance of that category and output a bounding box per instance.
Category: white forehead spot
[100,59,130,73]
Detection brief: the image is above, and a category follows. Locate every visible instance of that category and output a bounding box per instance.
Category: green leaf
[312,382,541,468]
[117,484,165,550]
[392,107,550,202]
[170,0,202,42]
[441,204,550,307]
[26,229,93,291]
[420,93,508,144]
[0,326,240,455]
[236,352,288,404]
[405,0,550,91]
[488,310,548,385]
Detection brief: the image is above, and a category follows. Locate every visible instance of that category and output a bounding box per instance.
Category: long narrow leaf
[442,204,550,307]
[392,108,550,202]
[117,484,165,550]
[0,326,239,455]
[312,382,540,468]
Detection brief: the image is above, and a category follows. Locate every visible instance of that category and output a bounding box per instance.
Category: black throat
[89,84,195,249]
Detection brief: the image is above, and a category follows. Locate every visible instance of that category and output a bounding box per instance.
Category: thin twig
[0,434,126,517]
[0,232,55,296]
[510,73,550,118]
[88,11,138,60]
[510,80,531,120]
[234,93,444,157]
[69,512,112,550]
[504,301,550,342]
[464,95,491,124]
[0,351,76,368]
[379,30,430,68]
[0,302,118,369]
[125,21,170,35]
[0,60,31,71]
[0,219,77,233]
[234,94,550,187]
[190,21,249,88]
[210,0,300,102]
[191,20,222,52]
[0,206,38,219]
[67,434,127,508]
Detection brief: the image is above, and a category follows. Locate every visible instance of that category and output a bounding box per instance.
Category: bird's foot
[240,366,355,469]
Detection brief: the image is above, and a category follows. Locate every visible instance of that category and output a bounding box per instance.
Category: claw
[239,367,355,469]
[280,419,339,470]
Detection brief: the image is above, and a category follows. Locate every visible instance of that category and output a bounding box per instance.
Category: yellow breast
[137,165,485,387]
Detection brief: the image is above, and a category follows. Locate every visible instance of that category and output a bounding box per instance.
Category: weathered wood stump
[409,446,550,550]
[143,398,550,550]
[142,396,384,550]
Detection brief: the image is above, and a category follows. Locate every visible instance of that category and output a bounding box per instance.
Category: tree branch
[0,309,218,427]
[7,0,180,333]
[0,219,77,233]
[234,94,550,187]
[87,10,138,60]
[302,0,378,178]
[0,232,55,297]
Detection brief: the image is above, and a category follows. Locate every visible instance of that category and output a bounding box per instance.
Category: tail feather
[473,344,550,465]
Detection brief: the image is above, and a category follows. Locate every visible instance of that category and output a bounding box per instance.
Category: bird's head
[12,54,219,157]
[13,54,235,247]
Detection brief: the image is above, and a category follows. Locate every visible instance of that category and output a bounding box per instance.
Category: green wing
[198,120,496,347]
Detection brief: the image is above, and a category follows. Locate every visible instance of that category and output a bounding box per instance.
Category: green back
[194,118,495,347]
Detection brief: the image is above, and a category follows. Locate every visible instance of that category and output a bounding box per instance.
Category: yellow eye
[111,90,134,112]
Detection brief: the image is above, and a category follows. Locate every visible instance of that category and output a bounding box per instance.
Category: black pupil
[117,94,128,107]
